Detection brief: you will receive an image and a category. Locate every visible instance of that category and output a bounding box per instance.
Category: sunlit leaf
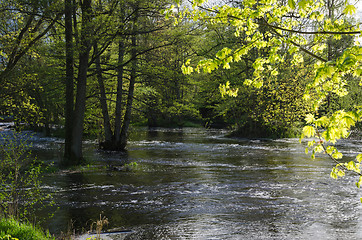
[332,152,343,159]
[337,170,345,177]
[302,126,316,137]
[343,4,356,15]
[357,176,362,188]
[356,154,362,163]
[305,114,315,124]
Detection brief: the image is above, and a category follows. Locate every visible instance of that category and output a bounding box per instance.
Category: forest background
[1,0,362,169]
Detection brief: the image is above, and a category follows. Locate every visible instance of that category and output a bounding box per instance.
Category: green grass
[0,218,54,240]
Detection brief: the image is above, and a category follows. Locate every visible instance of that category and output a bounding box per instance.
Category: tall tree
[0,0,62,80]
[69,0,93,164]
[0,0,63,125]
[119,2,139,150]
[113,5,126,149]
[63,0,75,164]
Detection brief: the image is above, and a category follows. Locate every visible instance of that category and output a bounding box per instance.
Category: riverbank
[0,218,54,240]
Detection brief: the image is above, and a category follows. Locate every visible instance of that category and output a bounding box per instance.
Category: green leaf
[288,0,296,9]
[343,5,356,15]
[308,140,316,147]
[341,115,355,127]
[330,167,338,179]
[305,114,314,124]
[302,126,316,137]
[337,170,345,177]
[216,47,232,59]
[346,161,356,170]
[315,144,324,153]
[298,0,308,9]
[357,176,362,188]
[332,152,343,159]
[326,146,336,155]
[314,116,329,127]
[356,154,362,163]
[181,64,194,75]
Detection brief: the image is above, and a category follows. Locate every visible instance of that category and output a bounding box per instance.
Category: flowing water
[3,127,362,239]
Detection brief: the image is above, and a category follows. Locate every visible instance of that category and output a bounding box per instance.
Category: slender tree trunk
[113,4,126,148]
[73,0,79,45]
[70,0,92,164]
[114,38,125,147]
[94,43,113,146]
[63,0,74,165]
[120,4,138,150]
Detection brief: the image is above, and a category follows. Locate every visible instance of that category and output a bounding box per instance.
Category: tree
[63,0,75,165]
[91,0,188,150]
[0,0,63,127]
[0,0,62,79]
[68,0,93,165]
[173,0,362,194]
[119,2,139,150]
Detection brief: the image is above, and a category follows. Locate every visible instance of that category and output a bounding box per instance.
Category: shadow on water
[5,127,362,239]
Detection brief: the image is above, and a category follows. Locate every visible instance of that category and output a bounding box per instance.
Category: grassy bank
[0,218,54,240]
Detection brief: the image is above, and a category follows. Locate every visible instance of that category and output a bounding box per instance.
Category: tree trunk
[63,0,74,165]
[94,43,113,147]
[113,3,126,149]
[70,0,92,164]
[120,4,138,150]
[114,38,125,147]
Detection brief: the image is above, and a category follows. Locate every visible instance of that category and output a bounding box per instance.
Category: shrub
[0,132,52,220]
[0,218,53,240]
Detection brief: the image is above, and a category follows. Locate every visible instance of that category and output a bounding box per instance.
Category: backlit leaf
[343,5,356,15]
[302,126,316,137]
[288,0,296,9]
[356,154,362,163]
[332,152,343,159]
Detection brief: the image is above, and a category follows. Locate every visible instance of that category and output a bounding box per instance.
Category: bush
[0,218,53,240]
[0,132,52,220]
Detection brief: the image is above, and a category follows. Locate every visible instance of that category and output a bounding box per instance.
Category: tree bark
[120,4,138,150]
[63,0,74,165]
[113,3,126,149]
[114,38,125,147]
[70,0,92,164]
[94,43,113,146]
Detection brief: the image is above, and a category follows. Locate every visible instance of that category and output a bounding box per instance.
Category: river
[3,127,362,239]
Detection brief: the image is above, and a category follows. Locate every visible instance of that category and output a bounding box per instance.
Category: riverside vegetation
[0,132,54,239]
[2,0,362,237]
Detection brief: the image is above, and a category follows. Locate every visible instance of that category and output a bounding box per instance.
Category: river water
[3,127,362,239]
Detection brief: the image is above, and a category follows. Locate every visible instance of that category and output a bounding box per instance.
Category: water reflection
[12,128,362,239]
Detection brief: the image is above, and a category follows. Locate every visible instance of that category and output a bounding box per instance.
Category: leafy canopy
[169,0,362,200]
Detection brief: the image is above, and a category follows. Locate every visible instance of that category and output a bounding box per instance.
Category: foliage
[0,235,18,240]
[0,132,52,220]
[0,218,53,240]
[223,62,313,137]
[1,0,361,185]
[0,0,63,132]
[170,0,362,196]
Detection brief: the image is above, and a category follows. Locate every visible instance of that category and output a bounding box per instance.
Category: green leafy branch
[301,110,362,201]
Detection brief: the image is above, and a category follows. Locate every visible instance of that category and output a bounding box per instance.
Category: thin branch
[265,19,328,62]
[197,5,361,35]
[316,130,362,177]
